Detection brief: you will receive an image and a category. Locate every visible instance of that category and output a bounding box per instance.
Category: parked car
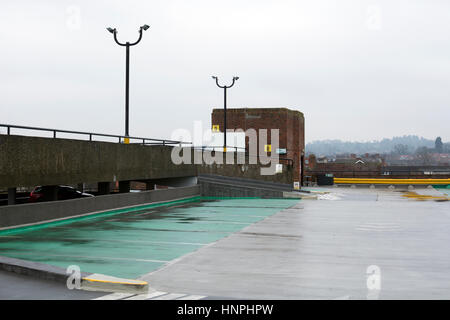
[29,186,94,203]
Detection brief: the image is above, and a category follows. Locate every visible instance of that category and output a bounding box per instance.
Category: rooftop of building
[212,107,304,117]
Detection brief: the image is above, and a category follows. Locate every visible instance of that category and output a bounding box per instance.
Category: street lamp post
[107,25,150,142]
[212,76,239,152]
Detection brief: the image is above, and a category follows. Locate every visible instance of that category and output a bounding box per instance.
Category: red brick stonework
[211,108,305,185]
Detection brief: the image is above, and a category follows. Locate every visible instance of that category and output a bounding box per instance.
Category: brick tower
[211,107,305,186]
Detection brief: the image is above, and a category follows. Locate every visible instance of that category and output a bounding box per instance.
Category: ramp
[197,174,310,198]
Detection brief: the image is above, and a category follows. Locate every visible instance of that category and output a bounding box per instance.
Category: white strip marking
[0,236,207,246]
[333,295,351,300]
[152,293,187,300]
[145,291,169,299]
[356,228,402,232]
[124,294,151,300]
[358,225,401,229]
[174,220,250,225]
[177,295,206,300]
[361,222,398,225]
[356,222,402,232]
[93,292,136,300]
[124,291,168,300]
[200,214,268,218]
[48,226,231,234]
[0,251,169,263]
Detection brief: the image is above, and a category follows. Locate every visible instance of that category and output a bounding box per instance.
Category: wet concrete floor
[140,187,450,299]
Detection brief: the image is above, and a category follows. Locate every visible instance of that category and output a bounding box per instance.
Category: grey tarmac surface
[140,187,450,300]
[0,270,105,300]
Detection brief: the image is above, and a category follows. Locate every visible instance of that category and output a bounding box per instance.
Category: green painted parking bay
[0,198,299,279]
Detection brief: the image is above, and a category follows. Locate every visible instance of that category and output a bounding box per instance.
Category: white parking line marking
[177,295,206,300]
[146,291,169,299]
[123,294,151,300]
[152,293,187,300]
[0,251,170,263]
[356,223,402,232]
[96,291,206,300]
[124,291,168,300]
[0,236,208,246]
[93,292,136,300]
[355,223,403,232]
[333,295,351,300]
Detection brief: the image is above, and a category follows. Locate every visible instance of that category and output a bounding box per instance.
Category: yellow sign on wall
[212,125,220,132]
[264,144,272,152]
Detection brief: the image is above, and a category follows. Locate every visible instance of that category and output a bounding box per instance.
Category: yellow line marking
[401,192,449,201]
[82,277,148,286]
[334,178,450,185]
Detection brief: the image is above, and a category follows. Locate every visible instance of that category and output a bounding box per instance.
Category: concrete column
[119,181,130,193]
[7,188,16,205]
[98,182,111,195]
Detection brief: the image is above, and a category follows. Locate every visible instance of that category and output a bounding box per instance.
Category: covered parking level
[0,198,299,280]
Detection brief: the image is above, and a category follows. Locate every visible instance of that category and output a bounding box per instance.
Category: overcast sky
[1,0,449,143]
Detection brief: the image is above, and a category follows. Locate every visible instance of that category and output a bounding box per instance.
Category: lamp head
[141,24,150,31]
[106,27,116,34]
[212,76,218,80]
[233,76,239,81]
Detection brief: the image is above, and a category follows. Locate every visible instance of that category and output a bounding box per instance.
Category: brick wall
[211,108,305,184]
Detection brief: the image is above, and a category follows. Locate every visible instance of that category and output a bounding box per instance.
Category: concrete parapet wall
[0,135,294,189]
[0,135,196,189]
[195,150,294,185]
[199,180,284,198]
[0,185,200,230]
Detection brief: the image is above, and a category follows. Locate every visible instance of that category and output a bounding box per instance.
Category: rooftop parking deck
[0,198,299,279]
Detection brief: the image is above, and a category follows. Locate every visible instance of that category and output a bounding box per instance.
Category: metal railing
[306,169,450,178]
[0,124,294,164]
[191,145,294,166]
[0,124,191,146]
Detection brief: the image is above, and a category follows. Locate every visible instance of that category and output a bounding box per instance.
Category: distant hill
[306,135,437,156]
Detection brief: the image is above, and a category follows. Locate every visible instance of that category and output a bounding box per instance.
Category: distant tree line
[306,135,449,157]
